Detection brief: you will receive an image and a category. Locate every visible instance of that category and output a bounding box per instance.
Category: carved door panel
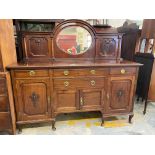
[54,89,79,113]
[22,34,52,60]
[106,76,135,114]
[15,78,51,121]
[80,89,104,110]
[96,36,121,59]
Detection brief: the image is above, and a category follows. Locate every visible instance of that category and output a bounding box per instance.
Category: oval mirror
[56,26,92,55]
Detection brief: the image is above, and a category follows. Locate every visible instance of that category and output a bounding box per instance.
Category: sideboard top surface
[7,60,142,70]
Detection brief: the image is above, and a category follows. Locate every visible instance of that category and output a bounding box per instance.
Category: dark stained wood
[53,20,96,59]
[14,69,49,78]
[0,72,16,134]
[80,88,104,110]
[22,32,52,61]
[0,113,12,131]
[0,96,9,112]
[0,19,17,134]
[95,35,122,60]
[7,19,142,131]
[141,19,155,39]
[121,30,141,61]
[148,60,155,101]
[105,76,135,114]
[54,89,78,113]
[14,78,51,122]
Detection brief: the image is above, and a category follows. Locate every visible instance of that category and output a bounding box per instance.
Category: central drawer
[53,78,105,89]
[53,68,109,78]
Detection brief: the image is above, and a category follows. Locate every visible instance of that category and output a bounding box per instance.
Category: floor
[18,100,155,135]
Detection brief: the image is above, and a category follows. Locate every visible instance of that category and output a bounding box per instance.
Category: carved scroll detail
[29,92,40,107]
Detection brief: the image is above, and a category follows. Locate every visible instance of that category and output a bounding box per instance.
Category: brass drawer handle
[64,70,69,76]
[90,80,96,86]
[90,70,96,75]
[64,81,69,87]
[121,69,126,74]
[29,70,36,76]
[80,97,83,106]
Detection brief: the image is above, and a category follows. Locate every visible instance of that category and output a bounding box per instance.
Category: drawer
[0,96,9,112]
[0,78,7,94]
[53,78,105,89]
[14,70,49,78]
[110,67,136,75]
[0,113,11,130]
[53,68,109,78]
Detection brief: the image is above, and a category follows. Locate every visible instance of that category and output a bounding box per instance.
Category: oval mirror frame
[56,26,92,55]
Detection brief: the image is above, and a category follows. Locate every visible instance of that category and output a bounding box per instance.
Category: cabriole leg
[101,115,104,126]
[52,120,56,131]
[129,114,134,124]
[18,127,22,134]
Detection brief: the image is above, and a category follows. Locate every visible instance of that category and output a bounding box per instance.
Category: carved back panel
[96,35,122,60]
[22,33,52,61]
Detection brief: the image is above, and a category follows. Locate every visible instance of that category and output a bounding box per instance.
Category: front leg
[101,115,104,126]
[18,127,22,134]
[129,114,134,124]
[52,120,56,131]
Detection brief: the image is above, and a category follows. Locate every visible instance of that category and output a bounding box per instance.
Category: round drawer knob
[29,70,36,76]
[64,81,69,87]
[90,70,96,75]
[121,69,126,74]
[90,80,96,86]
[64,70,69,76]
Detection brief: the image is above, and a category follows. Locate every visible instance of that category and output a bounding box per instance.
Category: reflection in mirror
[56,26,92,55]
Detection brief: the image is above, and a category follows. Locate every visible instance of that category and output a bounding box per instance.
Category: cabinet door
[22,34,51,60]
[106,76,135,114]
[80,89,104,110]
[15,78,51,121]
[54,89,79,113]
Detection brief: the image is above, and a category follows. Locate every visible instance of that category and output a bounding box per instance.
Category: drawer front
[0,113,12,130]
[110,67,136,75]
[0,96,9,112]
[0,78,7,94]
[53,68,109,78]
[14,70,49,78]
[54,78,105,89]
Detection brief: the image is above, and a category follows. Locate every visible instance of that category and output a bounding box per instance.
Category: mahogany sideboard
[7,19,141,132]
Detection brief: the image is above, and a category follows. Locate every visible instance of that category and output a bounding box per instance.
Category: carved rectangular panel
[80,89,104,110]
[15,78,51,121]
[54,89,78,112]
[106,76,135,114]
[96,35,121,59]
[22,33,52,60]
